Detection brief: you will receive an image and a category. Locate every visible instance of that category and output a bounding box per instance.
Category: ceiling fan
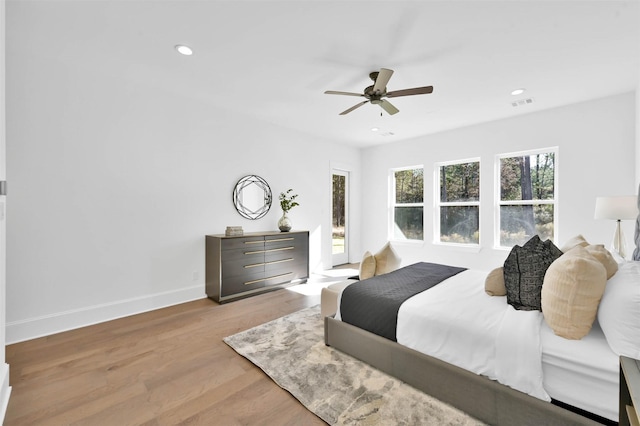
[324,68,433,116]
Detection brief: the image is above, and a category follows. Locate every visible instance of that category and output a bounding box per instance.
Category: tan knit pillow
[485,267,506,296]
[584,244,618,279]
[541,246,607,339]
[359,251,377,280]
[559,234,589,253]
[374,242,401,275]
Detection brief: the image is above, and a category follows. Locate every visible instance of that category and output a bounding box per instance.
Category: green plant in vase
[278,189,299,232]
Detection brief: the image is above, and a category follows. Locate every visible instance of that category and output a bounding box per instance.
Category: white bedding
[397,270,549,401]
[541,319,618,421]
[336,268,619,421]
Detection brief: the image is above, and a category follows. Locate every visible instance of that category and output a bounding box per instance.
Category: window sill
[390,238,425,246]
[432,242,482,253]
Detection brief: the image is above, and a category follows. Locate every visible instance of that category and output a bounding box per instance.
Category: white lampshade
[594,195,638,259]
[594,196,638,220]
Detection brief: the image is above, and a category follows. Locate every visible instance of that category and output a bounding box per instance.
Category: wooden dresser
[205,230,309,303]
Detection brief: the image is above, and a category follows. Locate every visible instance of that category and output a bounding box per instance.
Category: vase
[278,212,292,232]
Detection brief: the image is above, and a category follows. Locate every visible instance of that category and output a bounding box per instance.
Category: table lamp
[594,196,638,259]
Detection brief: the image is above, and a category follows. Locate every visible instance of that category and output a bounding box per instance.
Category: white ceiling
[9,0,640,147]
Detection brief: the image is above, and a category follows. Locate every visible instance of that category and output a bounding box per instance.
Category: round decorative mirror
[233,175,272,220]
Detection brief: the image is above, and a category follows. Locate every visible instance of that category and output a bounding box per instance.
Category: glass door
[332,170,349,266]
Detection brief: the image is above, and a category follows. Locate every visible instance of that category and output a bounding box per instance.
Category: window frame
[495,147,559,249]
[434,157,481,246]
[389,165,425,242]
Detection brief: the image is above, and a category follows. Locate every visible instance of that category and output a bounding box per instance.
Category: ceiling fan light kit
[325,67,433,116]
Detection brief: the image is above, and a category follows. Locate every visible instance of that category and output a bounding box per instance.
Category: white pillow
[597,261,640,358]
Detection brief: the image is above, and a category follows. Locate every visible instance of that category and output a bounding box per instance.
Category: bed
[325,250,640,425]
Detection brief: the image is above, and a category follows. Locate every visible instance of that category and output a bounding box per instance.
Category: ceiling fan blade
[325,90,365,97]
[373,68,394,94]
[379,99,399,115]
[386,86,434,98]
[339,101,369,115]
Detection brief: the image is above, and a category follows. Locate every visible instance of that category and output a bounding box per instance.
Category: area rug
[223,305,485,425]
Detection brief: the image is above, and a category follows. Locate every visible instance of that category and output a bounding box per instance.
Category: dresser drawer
[222,258,265,279]
[264,235,297,249]
[263,245,296,262]
[264,256,296,272]
[221,246,264,263]
[221,236,264,251]
[220,270,266,297]
[262,271,296,287]
[265,259,308,278]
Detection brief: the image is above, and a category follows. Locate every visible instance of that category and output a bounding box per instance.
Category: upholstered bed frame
[324,315,602,426]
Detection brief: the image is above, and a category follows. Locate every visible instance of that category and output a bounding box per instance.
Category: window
[497,148,557,247]
[391,167,424,240]
[437,159,480,244]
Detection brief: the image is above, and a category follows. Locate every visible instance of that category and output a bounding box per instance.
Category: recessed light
[371,127,379,132]
[175,45,193,56]
[511,88,525,96]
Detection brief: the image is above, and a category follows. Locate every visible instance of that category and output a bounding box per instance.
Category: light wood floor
[4,279,352,425]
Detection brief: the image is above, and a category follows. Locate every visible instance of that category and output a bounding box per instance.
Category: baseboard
[6,285,206,344]
[0,363,11,423]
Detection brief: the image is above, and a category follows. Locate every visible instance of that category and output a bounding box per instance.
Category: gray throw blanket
[340,262,466,341]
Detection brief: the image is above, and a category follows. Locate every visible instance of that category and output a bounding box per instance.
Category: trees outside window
[391,167,424,240]
[498,149,557,247]
[332,173,346,255]
[437,160,480,244]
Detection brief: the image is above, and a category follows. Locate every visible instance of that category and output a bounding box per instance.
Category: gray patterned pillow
[503,235,563,311]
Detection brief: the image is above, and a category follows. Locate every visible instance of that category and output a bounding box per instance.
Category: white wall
[5,31,361,343]
[637,89,640,188]
[361,93,637,270]
[637,5,640,189]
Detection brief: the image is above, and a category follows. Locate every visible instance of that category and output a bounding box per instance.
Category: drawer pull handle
[244,262,265,268]
[243,240,264,245]
[244,247,293,255]
[265,247,294,253]
[265,258,293,266]
[267,238,294,243]
[244,272,292,285]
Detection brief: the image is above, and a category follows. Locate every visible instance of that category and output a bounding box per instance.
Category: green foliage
[394,206,424,240]
[279,189,299,213]
[393,168,424,240]
[332,175,345,227]
[395,169,424,203]
[500,153,555,201]
[440,162,479,202]
[499,152,556,246]
[500,204,554,246]
[439,162,480,244]
[440,206,479,243]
